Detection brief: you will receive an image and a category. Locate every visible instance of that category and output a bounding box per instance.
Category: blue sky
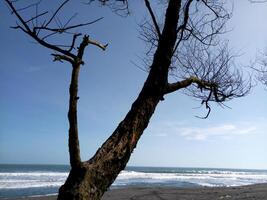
[0,1,267,169]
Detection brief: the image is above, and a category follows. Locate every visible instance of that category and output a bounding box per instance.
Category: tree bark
[68,64,82,169]
[58,0,181,199]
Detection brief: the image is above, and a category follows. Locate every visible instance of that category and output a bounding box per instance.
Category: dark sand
[8,183,267,200]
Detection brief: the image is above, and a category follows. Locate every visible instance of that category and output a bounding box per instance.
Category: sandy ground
[8,183,267,200]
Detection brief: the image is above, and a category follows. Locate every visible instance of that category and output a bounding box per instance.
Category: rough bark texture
[57,0,181,199]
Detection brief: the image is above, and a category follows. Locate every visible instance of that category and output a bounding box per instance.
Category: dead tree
[4,0,108,171]
[5,0,250,200]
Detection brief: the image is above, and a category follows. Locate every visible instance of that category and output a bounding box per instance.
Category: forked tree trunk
[58,94,160,199]
[58,1,181,199]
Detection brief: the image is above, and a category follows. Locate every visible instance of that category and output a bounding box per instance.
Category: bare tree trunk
[57,1,181,199]
[68,64,82,169]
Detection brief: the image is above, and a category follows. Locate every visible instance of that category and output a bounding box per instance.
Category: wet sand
[8,183,267,200]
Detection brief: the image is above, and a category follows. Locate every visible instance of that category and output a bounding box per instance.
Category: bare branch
[173,0,194,53]
[252,48,267,86]
[166,41,251,118]
[68,33,82,52]
[87,0,130,16]
[176,0,193,34]
[6,0,107,65]
[165,76,215,95]
[144,0,161,37]
[44,0,69,28]
[88,38,108,51]
[34,17,103,33]
[6,0,33,33]
[63,13,78,29]
[24,11,48,25]
[200,0,219,17]
[52,53,74,64]
[6,0,78,58]
[11,0,41,14]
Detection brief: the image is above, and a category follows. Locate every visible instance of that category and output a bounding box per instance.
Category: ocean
[0,164,267,198]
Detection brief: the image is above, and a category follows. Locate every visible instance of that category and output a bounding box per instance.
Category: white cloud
[178,124,257,141]
[148,119,267,141]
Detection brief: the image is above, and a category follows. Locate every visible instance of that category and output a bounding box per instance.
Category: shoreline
[4,183,267,200]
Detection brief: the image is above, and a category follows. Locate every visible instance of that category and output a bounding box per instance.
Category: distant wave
[0,172,68,189]
[1,169,267,190]
[114,170,267,187]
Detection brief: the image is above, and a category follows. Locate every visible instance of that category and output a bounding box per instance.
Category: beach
[1,165,267,199]
[7,183,267,200]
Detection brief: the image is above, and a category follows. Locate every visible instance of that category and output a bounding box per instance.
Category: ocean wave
[1,169,267,189]
[118,170,267,180]
[0,172,68,189]
[0,172,69,177]
[114,170,267,187]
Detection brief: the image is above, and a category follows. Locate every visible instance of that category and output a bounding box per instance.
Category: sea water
[1,164,267,198]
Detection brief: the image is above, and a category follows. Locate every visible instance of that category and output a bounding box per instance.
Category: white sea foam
[0,172,68,189]
[1,170,267,189]
[113,170,267,187]
[28,193,58,198]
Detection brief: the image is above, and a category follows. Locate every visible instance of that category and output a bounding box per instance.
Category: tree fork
[58,0,182,199]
